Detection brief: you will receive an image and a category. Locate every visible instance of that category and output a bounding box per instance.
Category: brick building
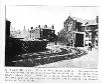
[58,16,98,47]
[10,25,56,42]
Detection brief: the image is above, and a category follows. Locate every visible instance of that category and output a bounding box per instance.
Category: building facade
[10,25,56,42]
[58,16,98,47]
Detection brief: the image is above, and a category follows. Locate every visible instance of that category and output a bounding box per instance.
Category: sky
[6,6,98,34]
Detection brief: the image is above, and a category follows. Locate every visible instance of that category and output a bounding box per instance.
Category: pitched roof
[67,16,97,26]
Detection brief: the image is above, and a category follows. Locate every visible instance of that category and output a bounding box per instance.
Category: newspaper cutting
[0,1,101,83]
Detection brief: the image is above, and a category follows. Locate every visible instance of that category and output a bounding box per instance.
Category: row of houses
[58,16,98,48]
[10,25,56,42]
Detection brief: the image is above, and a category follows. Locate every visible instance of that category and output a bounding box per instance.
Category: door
[75,33,84,47]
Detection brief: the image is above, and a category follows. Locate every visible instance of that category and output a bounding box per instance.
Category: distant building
[10,25,56,42]
[82,18,98,47]
[29,27,40,40]
[58,16,98,47]
[39,25,56,41]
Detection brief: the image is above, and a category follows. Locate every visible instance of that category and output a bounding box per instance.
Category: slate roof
[68,16,97,26]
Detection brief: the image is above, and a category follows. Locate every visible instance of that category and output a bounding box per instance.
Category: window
[51,31,53,33]
[86,27,91,30]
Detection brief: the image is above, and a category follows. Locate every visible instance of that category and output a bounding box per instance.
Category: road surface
[9,44,87,67]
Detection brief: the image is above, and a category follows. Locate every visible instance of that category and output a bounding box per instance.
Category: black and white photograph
[5,5,98,68]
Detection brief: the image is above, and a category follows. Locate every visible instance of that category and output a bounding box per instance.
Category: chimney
[96,16,99,23]
[52,25,54,29]
[24,26,26,31]
[45,25,47,28]
[31,27,33,29]
[38,25,41,28]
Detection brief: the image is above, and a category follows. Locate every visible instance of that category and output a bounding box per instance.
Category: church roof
[67,16,97,26]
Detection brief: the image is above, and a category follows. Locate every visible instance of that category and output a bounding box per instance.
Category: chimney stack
[45,25,47,28]
[38,25,41,28]
[24,26,26,31]
[52,25,54,29]
[31,27,33,29]
[96,16,99,23]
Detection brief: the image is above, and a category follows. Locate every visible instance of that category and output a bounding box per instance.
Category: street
[9,43,88,67]
[36,46,98,69]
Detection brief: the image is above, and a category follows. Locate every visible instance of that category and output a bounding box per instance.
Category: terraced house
[10,25,56,42]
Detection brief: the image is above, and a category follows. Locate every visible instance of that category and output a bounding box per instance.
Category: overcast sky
[6,6,98,33]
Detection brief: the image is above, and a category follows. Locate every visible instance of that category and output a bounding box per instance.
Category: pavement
[35,47,98,69]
